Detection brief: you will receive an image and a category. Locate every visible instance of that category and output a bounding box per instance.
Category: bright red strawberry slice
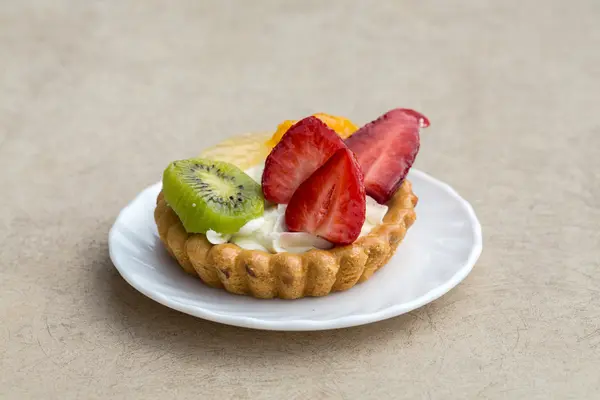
[262,116,346,204]
[345,108,430,204]
[285,148,366,245]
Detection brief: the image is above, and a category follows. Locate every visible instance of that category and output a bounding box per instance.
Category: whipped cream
[206,163,388,253]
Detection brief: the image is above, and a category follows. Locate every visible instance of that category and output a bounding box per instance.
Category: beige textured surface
[1,0,599,398]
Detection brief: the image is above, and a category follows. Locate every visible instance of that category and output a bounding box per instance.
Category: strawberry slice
[345,108,430,204]
[262,116,346,204]
[285,148,366,245]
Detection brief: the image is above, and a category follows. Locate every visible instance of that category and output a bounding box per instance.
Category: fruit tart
[154,109,430,299]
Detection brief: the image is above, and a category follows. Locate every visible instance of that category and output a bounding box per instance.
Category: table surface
[1,1,599,399]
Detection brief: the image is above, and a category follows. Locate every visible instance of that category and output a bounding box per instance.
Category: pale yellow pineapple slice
[199,132,272,170]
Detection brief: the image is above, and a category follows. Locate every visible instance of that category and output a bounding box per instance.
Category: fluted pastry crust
[154,181,417,299]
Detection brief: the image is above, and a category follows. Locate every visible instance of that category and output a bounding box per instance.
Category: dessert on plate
[154,109,430,299]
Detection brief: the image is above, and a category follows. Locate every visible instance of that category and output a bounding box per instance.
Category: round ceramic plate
[109,169,482,331]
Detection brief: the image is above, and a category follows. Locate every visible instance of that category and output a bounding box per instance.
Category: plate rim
[109,169,483,331]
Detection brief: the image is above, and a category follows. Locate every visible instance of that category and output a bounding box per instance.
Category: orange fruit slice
[266,113,358,148]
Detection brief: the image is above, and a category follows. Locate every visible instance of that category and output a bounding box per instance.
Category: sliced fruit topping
[285,148,366,245]
[312,113,358,139]
[200,132,272,170]
[162,158,264,234]
[345,108,430,204]
[262,116,346,204]
[266,113,358,147]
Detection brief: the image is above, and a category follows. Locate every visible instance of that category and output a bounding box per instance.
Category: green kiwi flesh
[162,158,264,234]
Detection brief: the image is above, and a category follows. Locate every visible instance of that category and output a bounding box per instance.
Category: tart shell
[154,181,417,299]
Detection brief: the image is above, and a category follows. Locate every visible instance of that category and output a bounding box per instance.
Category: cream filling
[206,163,388,253]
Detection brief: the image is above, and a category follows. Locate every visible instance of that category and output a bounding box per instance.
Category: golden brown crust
[154,180,418,299]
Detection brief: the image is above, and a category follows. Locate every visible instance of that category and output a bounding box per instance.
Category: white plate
[109,169,482,331]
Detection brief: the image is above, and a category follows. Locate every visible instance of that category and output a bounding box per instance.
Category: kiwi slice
[162,158,264,234]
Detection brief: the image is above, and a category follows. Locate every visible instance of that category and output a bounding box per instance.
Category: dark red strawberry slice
[262,116,346,204]
[285,148,366,245]
[345,108,430,204]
